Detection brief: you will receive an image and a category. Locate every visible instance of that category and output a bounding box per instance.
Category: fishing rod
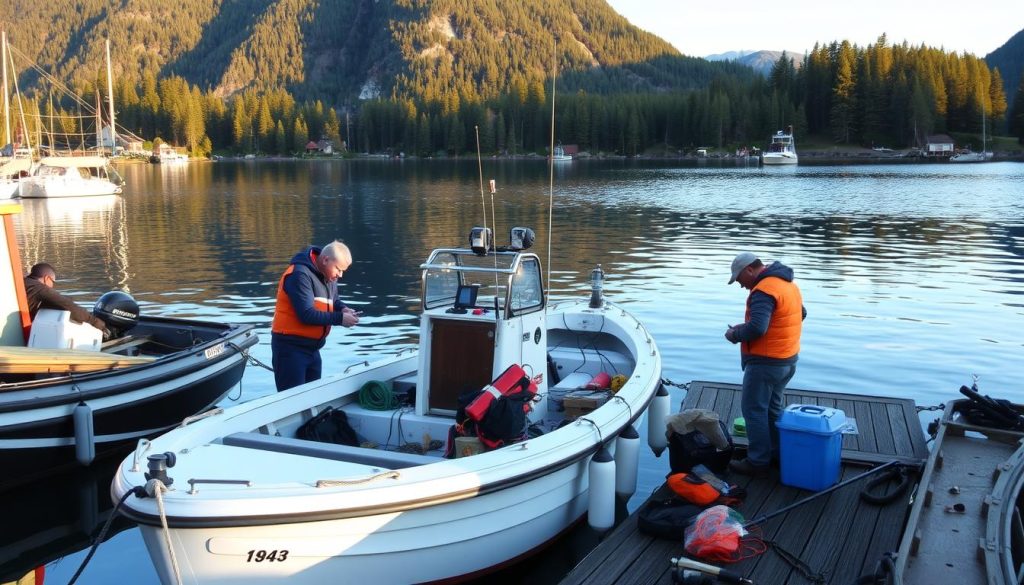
[742,459,905,529]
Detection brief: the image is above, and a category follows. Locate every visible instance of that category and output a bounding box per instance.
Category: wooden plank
[869,402,897,456]
[0,345,154,375]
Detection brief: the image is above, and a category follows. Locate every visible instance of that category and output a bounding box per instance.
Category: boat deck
[560,381,931,585]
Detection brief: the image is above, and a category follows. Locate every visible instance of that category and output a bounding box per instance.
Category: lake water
[7,159,1024,583]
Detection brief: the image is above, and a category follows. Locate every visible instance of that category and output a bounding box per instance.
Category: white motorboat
[552,144,572,161]
[150,143,189,164]
[0,156,31,199]
[762,127,798,165]
[112,237,666,585]
[950,101,992,163]
[18,156,122,198]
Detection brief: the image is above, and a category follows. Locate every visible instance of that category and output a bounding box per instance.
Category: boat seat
[222,432,439,469]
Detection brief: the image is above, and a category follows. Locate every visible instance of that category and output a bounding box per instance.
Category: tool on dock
[669,557,754,584]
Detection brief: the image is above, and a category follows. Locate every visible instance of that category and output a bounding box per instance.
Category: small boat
[762,127,798,165]
[150,143,189,164]
[111,235,665,585]
[0,204,258,486]
[552,143,572,161]
[0,155,31,200]
[18,156,123,198]
[950,102,993,163]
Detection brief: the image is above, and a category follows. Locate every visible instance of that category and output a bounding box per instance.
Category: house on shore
[925,135,955,157]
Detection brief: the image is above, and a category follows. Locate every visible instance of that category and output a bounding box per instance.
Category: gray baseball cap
[728,252,758,284]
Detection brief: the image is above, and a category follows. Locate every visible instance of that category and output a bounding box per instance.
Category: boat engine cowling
[93,291,140,335]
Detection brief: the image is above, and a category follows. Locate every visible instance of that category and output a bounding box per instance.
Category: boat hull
[19,176,121,198]
[761,154,798,165]
[0,319,257,485]
[139,460,589,584]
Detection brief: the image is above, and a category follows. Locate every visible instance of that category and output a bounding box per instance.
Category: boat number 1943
[245,550,289,563]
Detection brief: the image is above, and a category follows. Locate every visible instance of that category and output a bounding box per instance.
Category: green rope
[358,380,400,410]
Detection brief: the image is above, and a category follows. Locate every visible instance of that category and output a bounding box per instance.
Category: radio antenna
[476,126,500,301]
[546,42,557,303]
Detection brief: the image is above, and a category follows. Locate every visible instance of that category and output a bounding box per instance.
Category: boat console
[416,235,547,417]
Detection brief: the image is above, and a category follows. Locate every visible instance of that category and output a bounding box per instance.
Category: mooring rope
[147,478,184,585]
[316,470,400,487]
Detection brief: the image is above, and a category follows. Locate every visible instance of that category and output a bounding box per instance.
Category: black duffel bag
[668,420,734,474]
[296,406,359,446]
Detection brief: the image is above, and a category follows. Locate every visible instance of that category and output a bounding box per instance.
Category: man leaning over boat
[271,241,360,392]
[23,262,109,338]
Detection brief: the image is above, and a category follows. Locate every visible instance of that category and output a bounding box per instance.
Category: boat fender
[73,402,95,466]
[647,384,670,456]
[859,464,914,505]
[588,447,616,531]
[614,424,640,498]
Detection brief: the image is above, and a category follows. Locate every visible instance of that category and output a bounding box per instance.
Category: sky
[605,0,1022,58]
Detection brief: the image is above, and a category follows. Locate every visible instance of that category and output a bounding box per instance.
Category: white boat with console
[762,127,798,165]
[112,229,666,585]
[19,156,122,198]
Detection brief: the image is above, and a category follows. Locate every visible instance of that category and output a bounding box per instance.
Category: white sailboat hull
[949,151,993,163]
[0,179,19,200]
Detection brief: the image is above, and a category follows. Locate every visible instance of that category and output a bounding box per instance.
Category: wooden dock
[560,381,931,585]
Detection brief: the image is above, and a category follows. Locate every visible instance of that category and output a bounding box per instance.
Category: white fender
[614,424,640,498]
[647,384,670,456]
[588,446,616,531]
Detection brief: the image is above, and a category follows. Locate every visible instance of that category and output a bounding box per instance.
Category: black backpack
[296,406,359,446]
[637,495,706,540]
[668,420,734,474]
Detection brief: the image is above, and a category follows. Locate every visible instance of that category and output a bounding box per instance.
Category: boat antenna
[9,48,32,157]
[475,125,500,297]
[2,31,10,147]
[546,41,557,302]
[106,39,116,156]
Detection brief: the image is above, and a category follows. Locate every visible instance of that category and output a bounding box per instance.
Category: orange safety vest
[742,276,802,359]
[271,264,333,340]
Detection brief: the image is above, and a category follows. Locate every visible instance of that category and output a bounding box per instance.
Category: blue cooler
[776,404,846,491]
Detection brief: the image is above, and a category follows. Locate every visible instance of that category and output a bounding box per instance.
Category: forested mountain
[0,0,751,105]
[707,51,805,76]
[986,29,1023,105]
[0,3,1017,156]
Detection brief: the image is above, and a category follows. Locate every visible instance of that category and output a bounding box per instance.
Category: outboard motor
[93,291,140,338]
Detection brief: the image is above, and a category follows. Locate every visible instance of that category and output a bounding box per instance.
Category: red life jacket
[465,364,538,449]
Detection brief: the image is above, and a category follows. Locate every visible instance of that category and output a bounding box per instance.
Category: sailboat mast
[2,31,10,147]
[106,39,116,156]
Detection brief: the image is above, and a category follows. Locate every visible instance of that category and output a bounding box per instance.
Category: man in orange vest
[271,241,360,391]
[724,252,806,477]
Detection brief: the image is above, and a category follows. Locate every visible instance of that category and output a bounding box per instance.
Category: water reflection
[6,160,1024,583]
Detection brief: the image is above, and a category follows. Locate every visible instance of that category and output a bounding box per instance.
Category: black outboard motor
[93,291,140,339]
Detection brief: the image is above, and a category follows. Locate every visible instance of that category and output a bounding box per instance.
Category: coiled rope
[358,380,401,410]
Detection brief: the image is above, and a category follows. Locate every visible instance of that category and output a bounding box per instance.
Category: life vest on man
[271,264,333,340]
[742,276,802,359]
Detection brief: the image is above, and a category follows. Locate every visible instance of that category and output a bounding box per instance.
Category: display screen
[455,284,478,308]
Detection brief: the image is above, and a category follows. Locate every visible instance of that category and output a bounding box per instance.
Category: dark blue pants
[741,362,797,466]
[271,337,323,392]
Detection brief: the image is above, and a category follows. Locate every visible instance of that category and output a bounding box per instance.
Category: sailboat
[0,31,33,200]
[16,39,124,197]
[950,101,994,163]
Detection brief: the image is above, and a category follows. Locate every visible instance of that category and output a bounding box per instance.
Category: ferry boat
[762,127,798,165]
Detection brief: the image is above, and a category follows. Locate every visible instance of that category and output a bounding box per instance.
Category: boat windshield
[421,250,544,317]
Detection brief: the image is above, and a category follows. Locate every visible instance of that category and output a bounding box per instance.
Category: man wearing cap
[724,252,806,477]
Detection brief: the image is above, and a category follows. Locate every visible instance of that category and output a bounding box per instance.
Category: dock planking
[560,381,930,585]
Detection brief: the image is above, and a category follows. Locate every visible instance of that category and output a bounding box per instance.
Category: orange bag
[667,473,721,506]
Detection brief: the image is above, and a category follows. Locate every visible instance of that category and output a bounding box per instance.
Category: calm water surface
[7,159,1024,583]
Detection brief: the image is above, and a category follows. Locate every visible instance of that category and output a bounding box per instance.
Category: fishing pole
[742,459,904,529]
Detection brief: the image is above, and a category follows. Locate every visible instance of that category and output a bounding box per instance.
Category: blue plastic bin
[776,404,847,491]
